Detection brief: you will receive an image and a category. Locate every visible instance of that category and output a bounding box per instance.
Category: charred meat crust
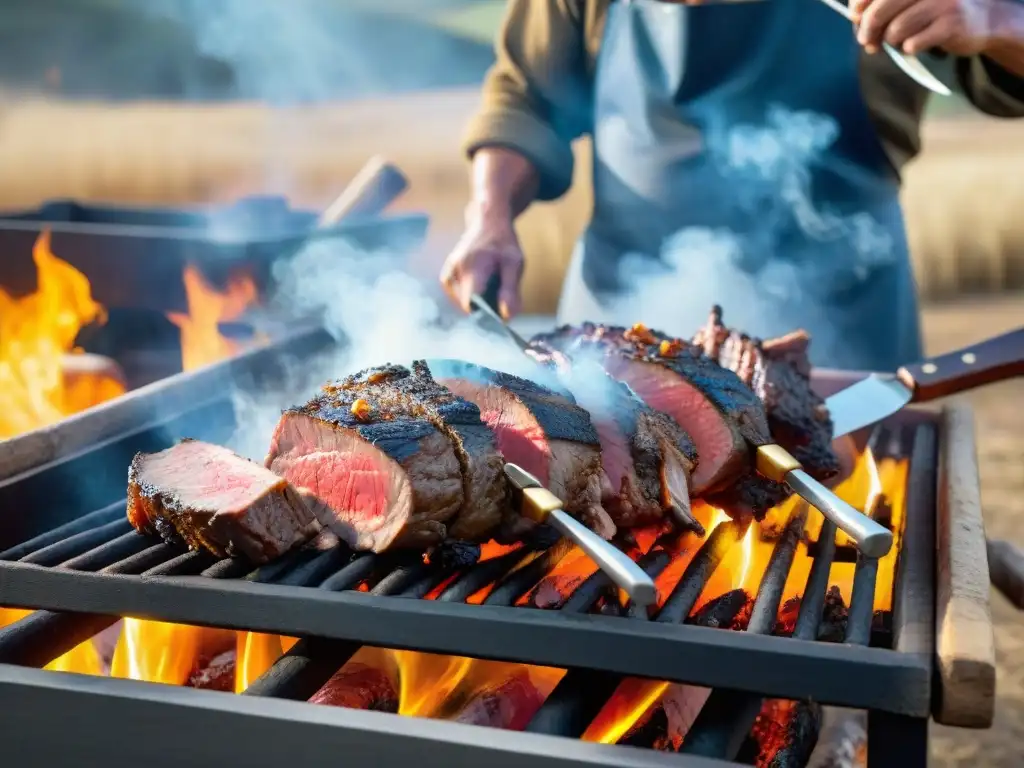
[426,358,601,447]
[126,439,320,563]
[328,361,507,541]
[532,323,787,518]
[280,383,463,550]
[427,358,615,540]
[693,306,839,482]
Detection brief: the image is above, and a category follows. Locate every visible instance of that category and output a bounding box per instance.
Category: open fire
[2,441,905,765]
[0,231,125,439]
[0,231,262,441]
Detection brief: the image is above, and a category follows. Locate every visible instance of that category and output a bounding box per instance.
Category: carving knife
[828,325,1024,438]
[471,294,892,558]
[815,0,952,96]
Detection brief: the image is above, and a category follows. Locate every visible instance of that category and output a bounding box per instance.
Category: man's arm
[959,3,1024,116]
[462,0,592,206]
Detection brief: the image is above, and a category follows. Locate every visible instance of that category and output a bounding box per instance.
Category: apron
[556,0,924,371]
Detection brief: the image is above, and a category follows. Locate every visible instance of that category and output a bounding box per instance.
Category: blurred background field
[0,1,1023,764]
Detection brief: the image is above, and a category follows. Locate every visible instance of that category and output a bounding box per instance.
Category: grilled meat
[531,323,787,519]
[693,305,839,483]
[329,361,507,541]
[528,341,701,532]
[427,359,617,541]
[127,439,320,563]
[266,379,464,552]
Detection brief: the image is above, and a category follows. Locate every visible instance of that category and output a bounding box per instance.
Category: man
[440,0,1024,370]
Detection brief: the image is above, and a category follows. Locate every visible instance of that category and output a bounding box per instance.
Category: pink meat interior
[267,412,410,544]
[604,356,733,492]
[439,377,551,487]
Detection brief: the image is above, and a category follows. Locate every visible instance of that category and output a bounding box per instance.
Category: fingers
[881,3,935,47]
[902,15,958,53]
[497,253,524,321]
[856,0,918,51]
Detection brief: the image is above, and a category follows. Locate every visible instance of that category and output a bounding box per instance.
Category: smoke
[227,238,540,460]
[606,105,897,350]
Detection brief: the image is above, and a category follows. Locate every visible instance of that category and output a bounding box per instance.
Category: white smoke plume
[606,105,897,350]
[227,238,541,460]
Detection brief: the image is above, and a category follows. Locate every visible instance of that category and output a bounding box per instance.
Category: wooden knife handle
[897,325,1024,402]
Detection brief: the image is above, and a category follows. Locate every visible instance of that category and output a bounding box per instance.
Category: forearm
[466,147,541,222]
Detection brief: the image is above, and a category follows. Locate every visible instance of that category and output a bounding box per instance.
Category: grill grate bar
[60,530,154,572]
[142,550,217,577]
[524,546,675,738]
[483,538,577,607]
[655,520,749,624]
[19,518,132,567]
[0,502,123,562]
[242,637,362,700]
[678,504,813,760]
[100,543,180,575]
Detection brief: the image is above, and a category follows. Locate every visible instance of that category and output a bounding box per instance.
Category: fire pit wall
[0,358,995,768]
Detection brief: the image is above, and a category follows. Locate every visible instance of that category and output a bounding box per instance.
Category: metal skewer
[504,464,658,608]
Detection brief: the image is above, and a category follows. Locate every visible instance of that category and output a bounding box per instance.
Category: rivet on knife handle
[756,445,893,559]
[897,324,1024,403]
[503,464,658,607]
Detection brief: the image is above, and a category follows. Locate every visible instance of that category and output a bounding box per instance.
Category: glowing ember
[167,265,262,372]
[0,230,125,439]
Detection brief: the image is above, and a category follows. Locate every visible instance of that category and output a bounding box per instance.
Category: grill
[0,332,995,768]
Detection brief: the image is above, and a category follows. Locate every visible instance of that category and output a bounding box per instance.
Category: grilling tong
[469,294,894,560]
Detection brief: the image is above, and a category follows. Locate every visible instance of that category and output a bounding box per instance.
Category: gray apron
[556,0,924,371]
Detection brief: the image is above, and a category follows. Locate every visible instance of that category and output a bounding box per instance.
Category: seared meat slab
[127,439,320,563]
[532,323,787,519]
[427,359,617,540]
[528,342,701,532]
[330,361,507,541]
[266,379,463,552]
[693,306,839,483]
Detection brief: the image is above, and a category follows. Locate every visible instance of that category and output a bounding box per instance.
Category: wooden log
[987,538,1024,609]
[934,403,996,728]
[451,669,546,731]
[307,662,399,713]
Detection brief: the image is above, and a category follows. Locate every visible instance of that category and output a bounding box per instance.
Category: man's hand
[439,205,525,321]
[851,0,993,55]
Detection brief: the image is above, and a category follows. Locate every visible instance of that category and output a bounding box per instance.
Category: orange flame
[0,230,125,438]
[167,265,261,372]
[0,608,102,675]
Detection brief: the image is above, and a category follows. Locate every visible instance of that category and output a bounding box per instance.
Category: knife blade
[813,0,952,96]
[828,325,1024,438]
[503,463,658,607]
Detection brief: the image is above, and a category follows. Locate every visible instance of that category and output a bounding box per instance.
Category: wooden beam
[934,403,996,727]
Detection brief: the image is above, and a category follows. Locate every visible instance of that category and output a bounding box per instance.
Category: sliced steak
[127,439,320,564]
[426,359,616,540]
[529,341,701,532]
[266,381,463,552]
[532,324,786,519]
[329,361,507,541]
[692,305,839,483]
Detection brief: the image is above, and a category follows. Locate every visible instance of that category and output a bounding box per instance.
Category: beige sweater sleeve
[461,0,593,201]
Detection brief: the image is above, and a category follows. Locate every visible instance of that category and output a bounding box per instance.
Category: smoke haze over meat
[606,106,897,358]
[227,240,544,462]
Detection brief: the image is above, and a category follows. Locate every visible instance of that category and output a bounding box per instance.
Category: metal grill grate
[0,419,935,743]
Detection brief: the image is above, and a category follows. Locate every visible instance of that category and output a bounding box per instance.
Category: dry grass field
[0,93,1021,312]
[0,94,1023,764]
